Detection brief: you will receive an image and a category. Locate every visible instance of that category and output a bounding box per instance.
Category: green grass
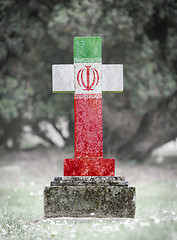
[0,180,177,240]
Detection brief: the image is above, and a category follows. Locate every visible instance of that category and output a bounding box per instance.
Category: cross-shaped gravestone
[44,36,135,218]
[52,37,123,176]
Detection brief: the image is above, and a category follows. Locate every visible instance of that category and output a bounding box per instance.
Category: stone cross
[52,37,123,176]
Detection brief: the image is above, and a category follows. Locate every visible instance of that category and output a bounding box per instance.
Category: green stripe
[74,37,102,63]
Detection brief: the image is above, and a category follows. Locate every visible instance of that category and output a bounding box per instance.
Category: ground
[0,147,177,240]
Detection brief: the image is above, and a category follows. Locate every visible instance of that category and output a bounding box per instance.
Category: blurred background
[1,2,177,238]
[0,0,177,164]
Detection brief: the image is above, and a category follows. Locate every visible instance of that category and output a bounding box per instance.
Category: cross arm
[102,65,123,92]
[52,64,74,93]
[52,64,123,93]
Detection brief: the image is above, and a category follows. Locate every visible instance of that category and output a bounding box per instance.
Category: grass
[0,147,177,239]
[0,179,177,240]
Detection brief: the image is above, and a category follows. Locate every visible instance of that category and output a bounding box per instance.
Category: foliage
[0,0,176,159]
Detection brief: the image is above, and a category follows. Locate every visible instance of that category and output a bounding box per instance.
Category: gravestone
[44,37,136,218]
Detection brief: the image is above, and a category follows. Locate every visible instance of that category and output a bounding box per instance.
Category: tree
[0,0,176,161]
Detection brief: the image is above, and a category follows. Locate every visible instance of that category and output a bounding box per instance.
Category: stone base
[44,177,136,218]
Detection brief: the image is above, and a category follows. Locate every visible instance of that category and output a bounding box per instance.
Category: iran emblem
[77,65,100,91]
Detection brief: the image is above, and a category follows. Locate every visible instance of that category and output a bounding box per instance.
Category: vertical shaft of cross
[74,94,103,159]
[64,37,115,176]
[74,37,103,159]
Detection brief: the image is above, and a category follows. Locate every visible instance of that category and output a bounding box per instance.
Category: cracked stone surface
[51,176,128,186]
[44,176,136,218]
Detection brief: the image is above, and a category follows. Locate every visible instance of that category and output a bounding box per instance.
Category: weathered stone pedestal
[44,176,136,218]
